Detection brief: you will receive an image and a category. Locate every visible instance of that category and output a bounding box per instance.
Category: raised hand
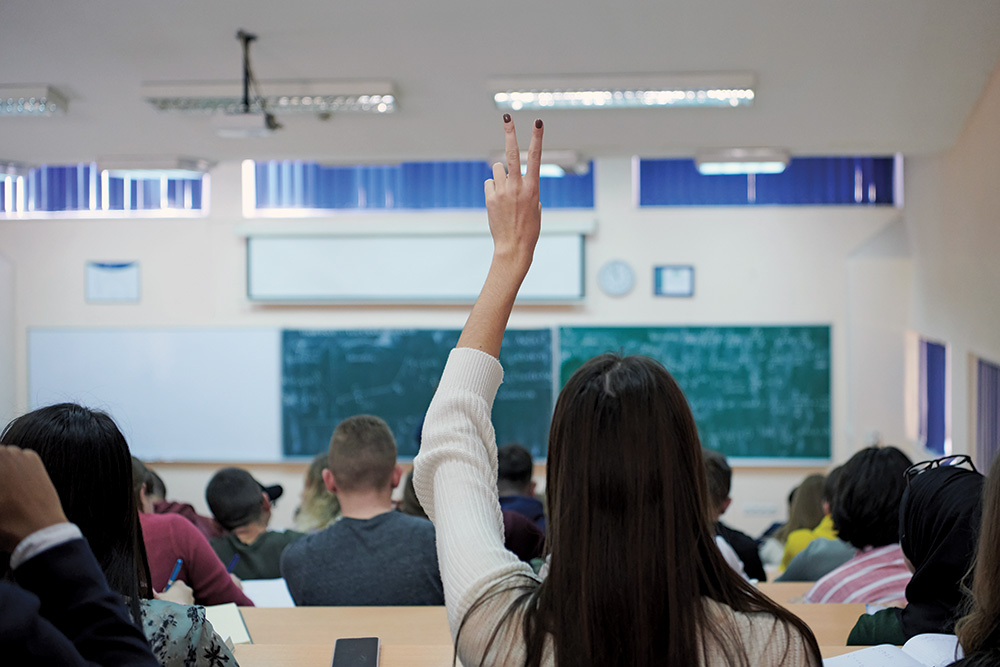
[457,115,544,358]
[484,114,544,276]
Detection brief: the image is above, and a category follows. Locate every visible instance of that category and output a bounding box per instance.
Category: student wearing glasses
[847,455,983,645]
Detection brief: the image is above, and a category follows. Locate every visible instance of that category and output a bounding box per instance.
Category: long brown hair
[459,354,821,666]
[955,455,1000,659]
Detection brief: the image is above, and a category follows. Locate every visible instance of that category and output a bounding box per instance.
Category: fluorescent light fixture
[0,161,30,176]
[97,156,214,179]
[491,73,754,111]
[142,80,397,115]
[487,149,589,176]
[696,148,790,175]
[0,85,68,116]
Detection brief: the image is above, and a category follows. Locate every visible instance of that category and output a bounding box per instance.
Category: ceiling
[2,0,999,166]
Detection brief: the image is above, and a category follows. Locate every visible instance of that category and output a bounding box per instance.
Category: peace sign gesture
[456,114,544,357]
[484,114,544,275]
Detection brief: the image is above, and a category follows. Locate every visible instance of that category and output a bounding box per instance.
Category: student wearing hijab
[847,458,984,645]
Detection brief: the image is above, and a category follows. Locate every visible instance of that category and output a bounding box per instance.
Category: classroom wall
[11,60,1000,535]
[0,152,913,534]
[905,60,1000,459]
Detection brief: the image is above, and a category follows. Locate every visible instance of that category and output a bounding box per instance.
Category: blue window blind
[252,160,594,211]
[977,358,1000,469]
[920,339,948,456]
[638,157,895,206]
[0,163,204,216]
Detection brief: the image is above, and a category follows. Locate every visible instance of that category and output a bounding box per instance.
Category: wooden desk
[240,606,452,646]
[784,604,865,645]
[238,603,864,660]
[234,644,458,667]
[757,581,814,604]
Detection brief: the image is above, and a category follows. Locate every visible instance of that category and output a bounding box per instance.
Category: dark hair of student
[398,469,428,520]
[0,403,153,622]
[954,455,1000,665]
[702,447,732,511]
[458,354,821,666]
[131,456,151,505]
[498,443,534,488]
[832,446,913,549]
[822,465,843,508]
[146,467,166,500]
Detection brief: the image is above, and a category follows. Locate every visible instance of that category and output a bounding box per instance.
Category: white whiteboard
[28,329,281,461]
[247,233,584,302]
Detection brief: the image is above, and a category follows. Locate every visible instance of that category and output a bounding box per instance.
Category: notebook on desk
[204,603,253,646]
[822,634,962,667]
[240,578,296,607]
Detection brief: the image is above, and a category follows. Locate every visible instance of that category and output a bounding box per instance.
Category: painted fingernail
[503,113,511,123]
[535,119,543,129]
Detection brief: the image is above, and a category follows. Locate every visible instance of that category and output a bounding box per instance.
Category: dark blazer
[2,537,157,666]
[717,522,768,582]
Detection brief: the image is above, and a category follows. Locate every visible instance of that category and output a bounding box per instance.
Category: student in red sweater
[133,458,253,607]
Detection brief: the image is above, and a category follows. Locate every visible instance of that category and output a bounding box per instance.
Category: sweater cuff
[10,523,83,570]
[444,347,505,402]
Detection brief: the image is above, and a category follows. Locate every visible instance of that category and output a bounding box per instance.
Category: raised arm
[456,114,544,357]
[413,117,546,655]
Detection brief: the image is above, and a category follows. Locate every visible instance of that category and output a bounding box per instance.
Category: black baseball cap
[205,467,283,530]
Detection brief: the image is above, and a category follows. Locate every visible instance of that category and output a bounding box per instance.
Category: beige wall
[905,62,1000,460]
[5,60,1000,535]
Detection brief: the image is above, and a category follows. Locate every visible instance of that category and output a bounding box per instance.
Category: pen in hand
[226,554,240,573]
[164,558,183,591]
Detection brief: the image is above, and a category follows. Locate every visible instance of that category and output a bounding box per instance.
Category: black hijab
[898,466,984,638]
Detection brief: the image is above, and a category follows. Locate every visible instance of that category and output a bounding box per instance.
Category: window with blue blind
[0,163,205,217]
[976,358,1000,469]
[638,157,896,206]
[248,160,594,214]
[920,339,949,456]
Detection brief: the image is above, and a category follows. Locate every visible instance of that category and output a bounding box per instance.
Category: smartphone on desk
[331,637,380,667]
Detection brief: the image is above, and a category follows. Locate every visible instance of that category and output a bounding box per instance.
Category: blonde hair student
[413,116,822,667]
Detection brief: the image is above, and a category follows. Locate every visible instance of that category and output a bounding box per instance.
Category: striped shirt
[802,543,911,604]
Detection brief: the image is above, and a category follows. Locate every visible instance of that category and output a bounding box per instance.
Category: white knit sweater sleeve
[412,347,538,650]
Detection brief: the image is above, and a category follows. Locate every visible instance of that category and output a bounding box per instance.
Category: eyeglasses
[904,454,976,485]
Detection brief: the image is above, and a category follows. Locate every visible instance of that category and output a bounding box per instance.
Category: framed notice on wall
[85,261,140,303]
[654,265,694,297]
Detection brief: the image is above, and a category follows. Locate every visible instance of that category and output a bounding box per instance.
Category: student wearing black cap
[206,467,304,580]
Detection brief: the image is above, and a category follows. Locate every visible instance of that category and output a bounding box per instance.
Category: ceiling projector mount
[233,29,281,135]
[142,29,397,138]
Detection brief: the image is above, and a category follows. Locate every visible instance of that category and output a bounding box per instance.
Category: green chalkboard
[282,328,553,459]
[559,326,831,460]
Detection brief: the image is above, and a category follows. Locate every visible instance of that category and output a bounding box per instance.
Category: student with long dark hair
[412,116,822,666]
[1,403,236,667]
